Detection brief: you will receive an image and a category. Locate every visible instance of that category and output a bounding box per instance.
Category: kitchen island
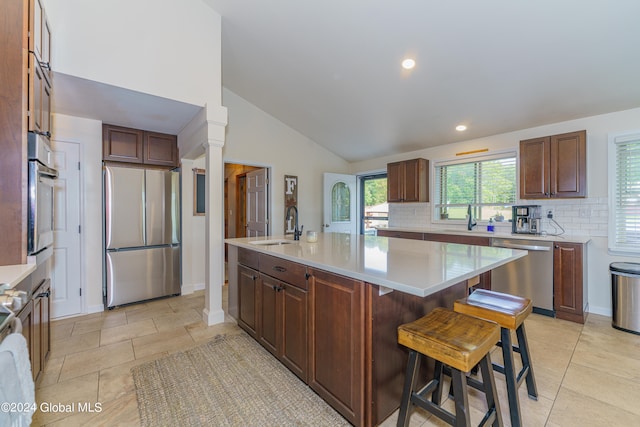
[225,233,526,426]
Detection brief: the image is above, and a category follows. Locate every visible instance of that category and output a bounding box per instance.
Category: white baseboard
[202,307,225,325]
[588,305,612,318]
[181,282,205,295]
[88,304,105,314]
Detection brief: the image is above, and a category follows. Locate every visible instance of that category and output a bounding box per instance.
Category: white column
[203,118,227,325]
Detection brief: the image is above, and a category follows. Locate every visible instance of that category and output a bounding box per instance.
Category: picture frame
[194,168,206,216]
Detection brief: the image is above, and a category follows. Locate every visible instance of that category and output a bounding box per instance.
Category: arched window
[332,182,350,222]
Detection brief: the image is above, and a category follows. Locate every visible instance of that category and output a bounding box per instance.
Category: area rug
[131,332,350,427]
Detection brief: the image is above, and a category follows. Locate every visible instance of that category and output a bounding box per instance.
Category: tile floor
[34,287,640,426]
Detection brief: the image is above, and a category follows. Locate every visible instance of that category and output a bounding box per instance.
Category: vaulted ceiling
[204,0,640,162]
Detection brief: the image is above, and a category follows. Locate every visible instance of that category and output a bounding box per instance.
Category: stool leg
[516,323,538,400]
[432,360,445,405]
[450,368,471,427]
[500,327,522,427]
[478,353,503,427]
[397,350,421,427]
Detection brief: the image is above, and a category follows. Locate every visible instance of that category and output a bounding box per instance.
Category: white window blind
[609,132,640,254]
[434,152,516,221]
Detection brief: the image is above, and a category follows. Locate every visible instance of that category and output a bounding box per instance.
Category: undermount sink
[248,239,295,246]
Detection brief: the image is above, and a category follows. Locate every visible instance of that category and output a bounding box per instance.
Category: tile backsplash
[389,198,609,238]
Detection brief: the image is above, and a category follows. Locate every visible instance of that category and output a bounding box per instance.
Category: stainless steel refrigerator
[104,165,181,308]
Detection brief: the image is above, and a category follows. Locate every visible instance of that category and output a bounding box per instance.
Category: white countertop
[377,226,592,244]
[226,233,527,298]
[0,263,36,289]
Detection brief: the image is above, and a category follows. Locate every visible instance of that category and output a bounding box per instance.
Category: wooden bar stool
[454,289,538,427]
[397,307,503,427]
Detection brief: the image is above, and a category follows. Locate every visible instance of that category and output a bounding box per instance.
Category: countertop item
[0,264,37,290]
[376,226,592,244]
[225,233,527,298]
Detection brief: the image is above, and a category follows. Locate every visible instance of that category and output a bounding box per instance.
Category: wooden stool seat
[453,289,532,330]
[398,307,500,372]
[397,308,503,427]
[454,290,538,427]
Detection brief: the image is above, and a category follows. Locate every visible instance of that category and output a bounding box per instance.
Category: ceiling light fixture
[456,125,467,131]
[401,58,416,70]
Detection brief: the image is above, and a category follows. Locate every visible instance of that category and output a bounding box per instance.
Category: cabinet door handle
[273,266,287,273]
[252,275,258,280]
[36,291,50,298]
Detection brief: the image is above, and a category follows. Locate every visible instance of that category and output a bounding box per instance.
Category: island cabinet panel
[553,242,587,323]
[237,264,259,338]
[281,283,309,381]
[254,254,309,382]
[259,274,281,356]
[365,280,468,425]
[309,268,365,427]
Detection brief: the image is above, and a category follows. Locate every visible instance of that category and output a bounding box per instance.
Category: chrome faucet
[286,205,304,240]
[467,204,477,231]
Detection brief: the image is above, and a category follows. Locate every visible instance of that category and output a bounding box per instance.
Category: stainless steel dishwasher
[490,237,554,316]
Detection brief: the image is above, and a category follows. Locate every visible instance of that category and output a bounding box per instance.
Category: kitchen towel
[0,327,35,426]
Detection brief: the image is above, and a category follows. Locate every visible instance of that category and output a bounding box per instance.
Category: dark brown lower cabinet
[15,273,51,383]
[237,264,259,338]
[309,269,365,426]
[258,273,309,382]
[233,248,469,426]
[554,242,588,323]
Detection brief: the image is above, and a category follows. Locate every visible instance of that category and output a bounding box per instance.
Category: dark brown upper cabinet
[387,158,429,202]
[103,124,179,167]
[519,130,586,199]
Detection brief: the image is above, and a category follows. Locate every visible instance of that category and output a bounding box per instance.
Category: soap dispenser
[487,218,495,232]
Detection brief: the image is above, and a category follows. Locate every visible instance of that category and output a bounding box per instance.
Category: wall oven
[28,132,58,256]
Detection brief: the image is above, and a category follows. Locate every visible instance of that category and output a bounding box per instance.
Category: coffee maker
[512,205,542,234]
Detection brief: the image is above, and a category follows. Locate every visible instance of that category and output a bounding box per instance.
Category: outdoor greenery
[363,177,387,207]
[436,156,516,221]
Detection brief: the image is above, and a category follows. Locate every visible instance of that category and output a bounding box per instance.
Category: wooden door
[246,168,268,237]
[143,131,178,167]
[259,274,281,357]
[281,284,308,382]
[386,161,404,202]
[553,242,585,322]
[102,125,144,163]
[519,136,550,198]
[550,130,586,198]
[237,265,259,338]
[309,269,365,426]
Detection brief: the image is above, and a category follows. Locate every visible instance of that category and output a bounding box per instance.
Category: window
[434,152,516,222]
[360,174,388,234]
[609,131,640,255]
[331,182,351,222]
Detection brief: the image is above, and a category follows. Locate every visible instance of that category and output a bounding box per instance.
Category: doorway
[224,163,270,251]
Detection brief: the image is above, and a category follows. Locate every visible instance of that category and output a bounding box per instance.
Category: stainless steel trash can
[611,262,640,334]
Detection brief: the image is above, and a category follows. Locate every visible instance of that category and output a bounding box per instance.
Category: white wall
[45,0,221,107]
[181,157,207,293]
[350,107,640,317]
[222,88,351,234]
[51,114,103,313]
[45,0,224,316]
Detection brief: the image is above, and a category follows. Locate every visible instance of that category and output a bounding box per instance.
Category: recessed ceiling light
[401,58,416,70]
[456,125,467,131]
